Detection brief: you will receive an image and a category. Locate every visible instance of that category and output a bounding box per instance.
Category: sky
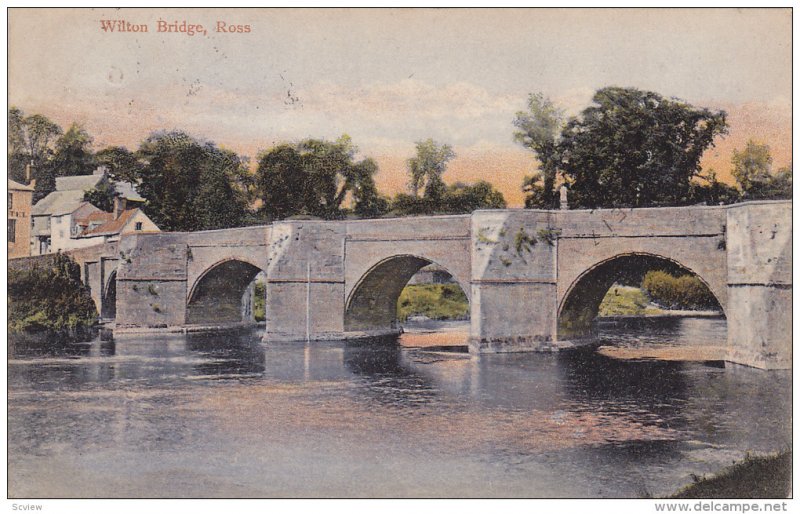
[8,8,792,206]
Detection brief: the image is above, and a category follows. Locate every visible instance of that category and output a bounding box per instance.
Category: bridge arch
[101,270,117,320]
[344,254,470,333]
[187,257,266,325]
[557,252,725,338]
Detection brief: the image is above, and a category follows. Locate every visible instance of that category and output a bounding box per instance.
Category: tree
[255,144,307,220]
[731,140,791,200]
[135,131,248,231]
[255,135,384,220]
[687,169,740,205]
[35,123,95,202]
[444,181,506,213]
[407,139,455,203]
[350,158,389,218]
[391,180,506,215]
[521,172,548,209]
[731,140,772,193]
[7,108,62,187]
[95,146,144,183]
[83,181,117,212]
[513,93,564,208]
[557,87,728,208]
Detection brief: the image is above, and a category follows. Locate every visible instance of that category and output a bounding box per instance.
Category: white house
[30,167,157,254]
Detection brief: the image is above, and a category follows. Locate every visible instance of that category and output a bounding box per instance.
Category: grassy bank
[398,284,469,322]
[668,451,791,499]
[598,285,665,317]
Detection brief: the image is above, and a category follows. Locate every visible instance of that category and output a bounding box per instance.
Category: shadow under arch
[345,254,470,333]
[558,252,724,339]
[102,270,117,320]
[187,258,266,325]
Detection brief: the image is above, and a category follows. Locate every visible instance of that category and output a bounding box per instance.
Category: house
[30,167,156,254]
[78,205,159,243]
[8,179,34,258]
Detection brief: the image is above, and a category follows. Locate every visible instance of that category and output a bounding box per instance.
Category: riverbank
[669,451,791,499]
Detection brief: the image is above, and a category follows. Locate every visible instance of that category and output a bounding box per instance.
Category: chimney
[113,196,127,219]
[25,161,32,184]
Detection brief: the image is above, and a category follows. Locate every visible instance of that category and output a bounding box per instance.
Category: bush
[642,270,719,310]
[397,284,469,321]
[8,253,98,332]
[253,280,266,322]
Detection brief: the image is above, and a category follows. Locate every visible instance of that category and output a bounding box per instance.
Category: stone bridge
[69,200,792,370]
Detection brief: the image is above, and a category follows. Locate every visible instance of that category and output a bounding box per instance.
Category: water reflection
[7,318,791,498]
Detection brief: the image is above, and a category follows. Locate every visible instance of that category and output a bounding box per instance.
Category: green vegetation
[642,270,719,310]
[397,284,469,322]
[390,138,506,216]
[254,281,266,322]
[732,139,792,200]
[8,253,98,333]
[669,451,791,499]
[598,286,664,317]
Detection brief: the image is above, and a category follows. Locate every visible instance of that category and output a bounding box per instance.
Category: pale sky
[8,8,792,206]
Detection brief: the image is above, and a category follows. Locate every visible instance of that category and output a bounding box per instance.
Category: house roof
[82,210,115,224]
[114,181,145,202]
[80,208,140,237]
[72,202,105,223]
[8,179,34,191]
[32,190,87,216]
[55,174,104,192]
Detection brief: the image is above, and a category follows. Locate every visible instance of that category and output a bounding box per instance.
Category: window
[8,219,16,243]
[8,193,12,210]
[135,222,143,231]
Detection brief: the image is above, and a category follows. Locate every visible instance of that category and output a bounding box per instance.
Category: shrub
[642,270,719,310]
[397,284,469,321]
[8,253,98,332]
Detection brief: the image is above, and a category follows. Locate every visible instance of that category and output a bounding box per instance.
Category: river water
[8,317,791,498]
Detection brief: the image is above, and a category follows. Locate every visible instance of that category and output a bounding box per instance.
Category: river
[7,317,791,498]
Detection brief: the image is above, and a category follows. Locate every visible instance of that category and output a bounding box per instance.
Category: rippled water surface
[8,317,791,498]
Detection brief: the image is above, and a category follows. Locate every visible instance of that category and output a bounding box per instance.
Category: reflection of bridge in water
[66,200,791,370]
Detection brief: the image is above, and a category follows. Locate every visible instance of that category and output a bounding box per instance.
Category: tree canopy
[731,140,792,200]
[254,135,385,220]
[135,131,249,231]
[518,87,729,209]
[406,139,455,201]
[513,93,564,208]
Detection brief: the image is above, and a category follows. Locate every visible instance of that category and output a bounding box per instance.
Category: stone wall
[725,201,792,369]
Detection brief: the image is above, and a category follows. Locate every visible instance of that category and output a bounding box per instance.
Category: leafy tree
[731,140,792,200]
[521,172,549,209]
[514,93,564,208]
[731,140,771,193]
[136,131,248,231]
[22,113,63,169]
[391,180,506,215]
[35,123,95,202]
[255,144,306,220]
[95,146,144,183]
[407,139,455,202]
[7,108,63,188]
[687,169,740,205]
[83,181,117,212]
[255,135,383,220]
[350,158,390,218]
[192,149,249,230]
[557,87,728,208]
[444,181,506,212]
